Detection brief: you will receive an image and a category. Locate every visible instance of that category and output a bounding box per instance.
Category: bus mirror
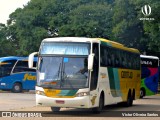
[28,52,38,68]
[88,54,94,70]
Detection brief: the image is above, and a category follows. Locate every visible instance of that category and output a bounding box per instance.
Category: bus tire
[92,94,104,114]
[51,107,61,112]
[12,83,22,93]
[140,88,145,98]
[132,89,135,100]
[124,91,133,107]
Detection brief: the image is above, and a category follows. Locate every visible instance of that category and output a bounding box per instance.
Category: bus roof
[140,55,159,60]
[0,56,24,61]
[42,37,140,54]
[42,37,98,43]
[98,38,140,54]
[0,56,37,62]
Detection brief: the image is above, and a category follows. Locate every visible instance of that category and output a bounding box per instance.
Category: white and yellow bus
[29,37,141,113]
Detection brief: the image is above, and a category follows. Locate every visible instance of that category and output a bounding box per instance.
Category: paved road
[0,91,160,120]
[0,91,36,111]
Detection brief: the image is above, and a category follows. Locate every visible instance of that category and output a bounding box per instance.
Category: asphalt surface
[0,91,160,120]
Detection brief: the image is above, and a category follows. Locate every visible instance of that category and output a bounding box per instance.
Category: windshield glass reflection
[37,56,89,89]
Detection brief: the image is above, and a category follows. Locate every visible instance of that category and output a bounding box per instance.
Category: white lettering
[133,113,146,117]
[141,60,152,65]
[139,17,155,21]
[147,113,158,117]
[122,113,132,117]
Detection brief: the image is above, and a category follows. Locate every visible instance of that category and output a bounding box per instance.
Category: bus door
[89,43,99,107]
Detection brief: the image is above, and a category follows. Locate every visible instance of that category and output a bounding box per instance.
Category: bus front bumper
[36,94,91,108]
[0,82,11,90]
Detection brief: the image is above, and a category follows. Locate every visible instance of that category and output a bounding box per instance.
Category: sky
[0,0,30,24]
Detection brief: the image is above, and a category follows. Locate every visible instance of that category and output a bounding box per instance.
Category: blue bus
[0,56,37,93]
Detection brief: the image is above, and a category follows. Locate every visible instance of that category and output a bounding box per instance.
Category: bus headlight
[75,92,89,97]
[36,90,45,96]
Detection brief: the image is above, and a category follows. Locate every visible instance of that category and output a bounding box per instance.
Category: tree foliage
[0,0,159,57]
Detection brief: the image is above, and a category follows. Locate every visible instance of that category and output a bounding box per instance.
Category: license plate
[56,100,65,104]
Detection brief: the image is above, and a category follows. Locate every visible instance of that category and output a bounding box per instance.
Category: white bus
[29,37,141,113]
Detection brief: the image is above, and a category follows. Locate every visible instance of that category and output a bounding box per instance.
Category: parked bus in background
[29,37,141,113]
[140,55,159,98]
[0,56,37,93]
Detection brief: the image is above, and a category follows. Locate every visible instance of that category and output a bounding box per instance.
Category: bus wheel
[51,107,61,112]
[12,83,22,93]
[124,92,133,107]
[140,88,145,98]
[92,94,104,114]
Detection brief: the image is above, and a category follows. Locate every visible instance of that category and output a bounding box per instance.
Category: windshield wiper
[60,62,65,87]
[58,63,61,77]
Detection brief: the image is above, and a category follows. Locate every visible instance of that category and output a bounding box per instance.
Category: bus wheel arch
[140,87,146,98]
[12,82,22,93]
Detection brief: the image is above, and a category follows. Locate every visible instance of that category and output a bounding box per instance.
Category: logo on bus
[121,71,133,79]
[100,73,107,78]
[91,96,97,105]
[141,60,152,65]
[23,73,36,81]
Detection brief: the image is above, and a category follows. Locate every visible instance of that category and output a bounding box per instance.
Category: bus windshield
[37,56,89,89]
[0,60,16,77]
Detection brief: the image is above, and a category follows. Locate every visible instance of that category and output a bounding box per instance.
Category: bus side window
[13,61,36,73]
[100,45,108,66]
[104,49,108,66]
[33,61,37,68]
[100,45,104,66]
[107,54,110,66]
[116,50,121,68]
[115,53,120,68]
[122,52,127,68]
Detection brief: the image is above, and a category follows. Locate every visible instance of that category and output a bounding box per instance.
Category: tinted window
[13,61,36,73]
[100,45,140,70]
[0,60,17,77]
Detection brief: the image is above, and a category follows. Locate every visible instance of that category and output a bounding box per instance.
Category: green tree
[111,0,160,57]
[5,0,113,56]
[0,24,16,56]
[0,0,159,57]
[112,0,144,50]
[131,0,160,56]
